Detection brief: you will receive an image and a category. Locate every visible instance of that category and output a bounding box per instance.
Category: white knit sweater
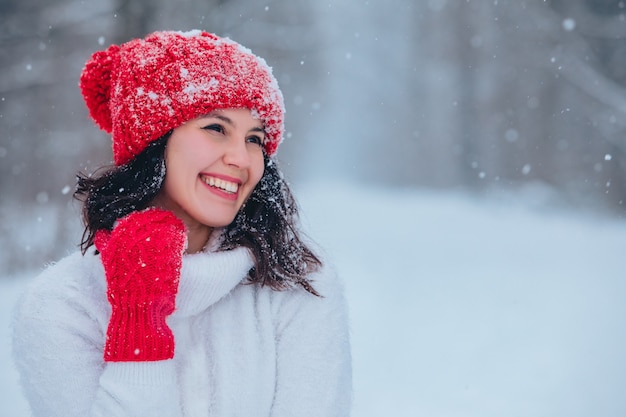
[12,247,352,417]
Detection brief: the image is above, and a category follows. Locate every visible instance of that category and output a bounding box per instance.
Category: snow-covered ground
[2,182,626,416]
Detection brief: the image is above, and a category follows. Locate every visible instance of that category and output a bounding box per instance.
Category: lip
[200,172,242,201]
[202,172,243,185]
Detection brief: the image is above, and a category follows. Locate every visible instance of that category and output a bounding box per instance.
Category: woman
[13,30,352,416]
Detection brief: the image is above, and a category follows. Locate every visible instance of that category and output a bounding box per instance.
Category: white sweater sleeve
[12,254,183,417]
[92,362,180,417]
[270,266,353,417]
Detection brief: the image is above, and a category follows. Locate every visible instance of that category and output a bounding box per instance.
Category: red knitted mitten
[95,208,186,362]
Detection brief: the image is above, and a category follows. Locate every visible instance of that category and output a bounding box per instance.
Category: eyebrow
[205,112,266,134]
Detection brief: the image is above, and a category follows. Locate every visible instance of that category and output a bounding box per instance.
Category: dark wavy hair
[74,133,321,295]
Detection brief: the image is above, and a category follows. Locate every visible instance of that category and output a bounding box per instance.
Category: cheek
[165,142,202,181]
[250,158,265,188]
[240,158,264,202]
[254,162,265,186]
[161,150,197,203]
[253,150,266,176]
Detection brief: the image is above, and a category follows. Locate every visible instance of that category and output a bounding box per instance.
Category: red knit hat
[80,30,284,165]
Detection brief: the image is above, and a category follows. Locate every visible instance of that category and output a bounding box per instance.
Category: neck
[185,222,213,254]
[149,196,212,254]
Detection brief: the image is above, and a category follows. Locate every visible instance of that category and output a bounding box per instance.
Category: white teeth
[203,176,239,194]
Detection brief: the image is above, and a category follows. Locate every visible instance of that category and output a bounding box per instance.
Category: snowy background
[3,181,626,416]
[3,0,626,415]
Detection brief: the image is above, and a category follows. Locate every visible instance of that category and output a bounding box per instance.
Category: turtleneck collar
[173,245,254,317]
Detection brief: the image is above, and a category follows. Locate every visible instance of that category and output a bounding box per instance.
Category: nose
[222,137,251,168]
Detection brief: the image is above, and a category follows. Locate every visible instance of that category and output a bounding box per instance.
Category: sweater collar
[173,245,254,317]
[91,228,253,317]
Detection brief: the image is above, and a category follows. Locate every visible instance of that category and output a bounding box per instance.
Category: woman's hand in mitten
[94,208,187,362]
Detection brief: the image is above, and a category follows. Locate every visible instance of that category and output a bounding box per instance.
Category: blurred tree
[0,0,117,273]
[493,0,626,208]
[398,1,626,209]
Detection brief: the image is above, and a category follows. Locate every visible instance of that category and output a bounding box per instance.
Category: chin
[201,215,238,228]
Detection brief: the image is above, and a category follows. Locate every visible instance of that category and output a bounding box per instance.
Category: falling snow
[562,18,576,31]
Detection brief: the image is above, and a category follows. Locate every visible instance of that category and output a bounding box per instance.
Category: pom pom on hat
[80,30,285,165]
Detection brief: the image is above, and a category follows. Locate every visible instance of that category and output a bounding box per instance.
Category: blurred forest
[1,0,626,273]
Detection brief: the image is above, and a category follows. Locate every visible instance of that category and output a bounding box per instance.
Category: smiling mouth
[201,175,240,194]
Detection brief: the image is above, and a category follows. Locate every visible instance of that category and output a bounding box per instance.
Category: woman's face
[155,108,265,232]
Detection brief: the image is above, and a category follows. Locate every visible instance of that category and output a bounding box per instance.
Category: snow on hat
[80,30,284,166]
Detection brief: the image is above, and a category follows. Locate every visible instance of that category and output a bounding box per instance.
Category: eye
[246,134,264,146]
[202,123,224,134]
